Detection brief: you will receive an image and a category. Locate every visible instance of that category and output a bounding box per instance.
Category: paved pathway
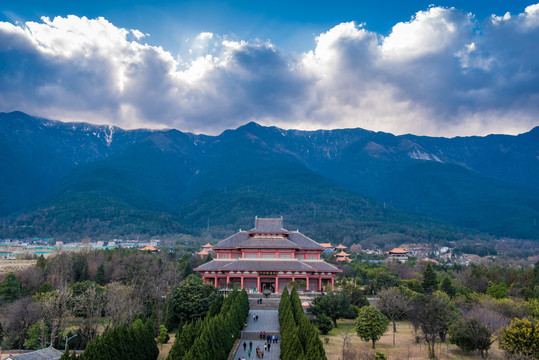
[232,310,280,360]
[234,340,280,360]
[245,310,279,333]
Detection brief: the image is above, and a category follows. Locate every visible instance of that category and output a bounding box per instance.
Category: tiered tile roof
[196,258,340,272]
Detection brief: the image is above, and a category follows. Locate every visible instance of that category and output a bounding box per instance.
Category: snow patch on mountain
[105,126,114,146]
[409,149,443,162]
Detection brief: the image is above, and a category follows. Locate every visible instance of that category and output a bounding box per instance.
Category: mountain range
[1,111,538,244]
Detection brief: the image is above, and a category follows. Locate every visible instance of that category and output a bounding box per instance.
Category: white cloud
[1,5,539,136]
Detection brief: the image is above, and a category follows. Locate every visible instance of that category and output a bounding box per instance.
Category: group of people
[265,333,278,343]
[241,340,271,358]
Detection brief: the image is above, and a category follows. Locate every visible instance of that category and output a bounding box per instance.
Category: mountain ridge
[1,111,538,241]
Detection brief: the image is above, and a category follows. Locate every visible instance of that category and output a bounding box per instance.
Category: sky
[1,1,539,136]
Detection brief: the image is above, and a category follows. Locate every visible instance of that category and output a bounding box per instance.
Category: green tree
[370,272,402,294]
[440,276,456,298]
[342,283,369,307]
[486,283,507,299]
[449,318,493,359]
[158,325,170,347]
[0,272,22,303]
[316,313,334,335]
[499,318,539,359]
[355,306,390,349]
[167,274,218,329]
[59,348,70,360]
[422,263,439,294]
[24,321,49,350]
[308,291,351,328]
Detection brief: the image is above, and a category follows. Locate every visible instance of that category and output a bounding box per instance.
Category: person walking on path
[243,341,246,351]
[268,342,271,351]
[249,341,253,350]
[247,349,251,357]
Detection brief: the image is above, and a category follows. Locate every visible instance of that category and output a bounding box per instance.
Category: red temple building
[194,217,341,293]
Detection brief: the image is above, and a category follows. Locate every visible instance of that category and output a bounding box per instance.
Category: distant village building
[387,247,411,262]
[194,217,342,293]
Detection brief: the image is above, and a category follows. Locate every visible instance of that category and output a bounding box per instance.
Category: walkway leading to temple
[231,295,281,360]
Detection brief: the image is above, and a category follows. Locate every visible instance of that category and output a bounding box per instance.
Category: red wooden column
[257,276,261,293]
[241,276,244,289]
[275,277,279,293]
[226,275,230,286]
[306,275,310,291]
[331,276,334,290]
[215,276,219,287]
[318,277,322,291]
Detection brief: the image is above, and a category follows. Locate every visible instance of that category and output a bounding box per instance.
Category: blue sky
[1,1,539,135]
[3,0,534,53]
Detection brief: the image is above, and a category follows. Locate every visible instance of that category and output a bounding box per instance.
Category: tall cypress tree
[95,263,106,286]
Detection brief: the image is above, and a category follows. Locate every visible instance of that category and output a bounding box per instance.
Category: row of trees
[279,287,327,360]
[167,287,249,360]
[60,319,158,360]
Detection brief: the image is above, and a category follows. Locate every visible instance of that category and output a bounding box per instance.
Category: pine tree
[422,263,439,293]
[0,272,22,302]
[440,276,456,298]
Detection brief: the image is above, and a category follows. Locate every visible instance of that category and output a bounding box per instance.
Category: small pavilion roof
[336,251,350,256]
[335,244,347,249]
[319,243,333,248]
[196,249,209,255]
[139,245,159,252]
[202,243,213,248]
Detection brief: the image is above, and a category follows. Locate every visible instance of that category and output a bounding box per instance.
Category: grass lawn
[321,319,505,360]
